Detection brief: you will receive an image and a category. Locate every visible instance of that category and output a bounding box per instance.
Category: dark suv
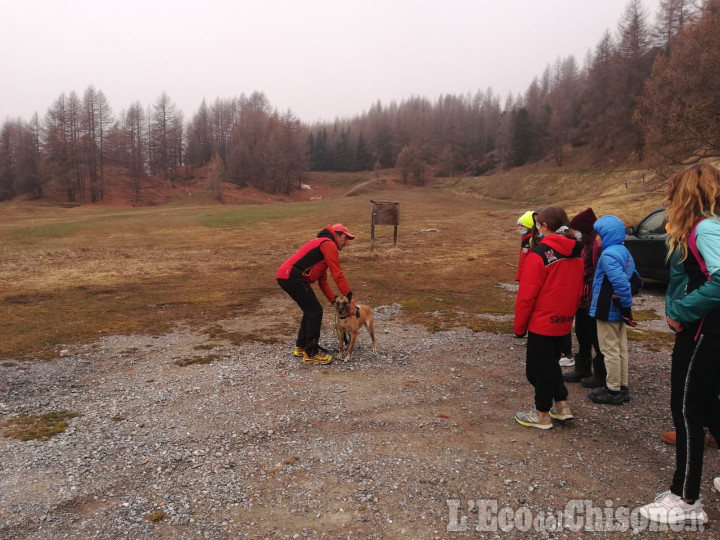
[624,208,669,282]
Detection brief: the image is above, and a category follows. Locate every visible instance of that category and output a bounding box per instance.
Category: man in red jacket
[277,224,355,365]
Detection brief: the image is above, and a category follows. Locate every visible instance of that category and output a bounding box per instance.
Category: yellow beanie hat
[517,211,534,229]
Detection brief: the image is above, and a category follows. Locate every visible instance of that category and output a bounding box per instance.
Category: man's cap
[331,223,355,239]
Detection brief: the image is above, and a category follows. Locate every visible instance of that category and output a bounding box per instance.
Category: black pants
[561,333,572,358]
[574,307,601,360]
[277,275,323,356]
[526,332,569,412]
[670,327,720,501]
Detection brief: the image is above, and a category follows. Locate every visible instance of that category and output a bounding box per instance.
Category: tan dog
[334,295,376,361]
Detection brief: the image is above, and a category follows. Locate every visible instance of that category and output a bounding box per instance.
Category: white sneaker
[639,490,708,525]
[714,477,720,493]
[558,355,575,367]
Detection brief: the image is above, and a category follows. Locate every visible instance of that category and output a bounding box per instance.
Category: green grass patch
[195,204,319,228]
[146,510,166,522]
[633,309,662,322]
[174,354,221,367]
[2,410,80,441]
[627,329,675,351]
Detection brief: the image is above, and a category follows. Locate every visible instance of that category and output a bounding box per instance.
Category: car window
[638,210,667,235]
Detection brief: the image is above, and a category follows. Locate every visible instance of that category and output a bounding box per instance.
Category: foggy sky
[1,0,662,124]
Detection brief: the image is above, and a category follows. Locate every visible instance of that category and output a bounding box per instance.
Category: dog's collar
[338,306,360,319]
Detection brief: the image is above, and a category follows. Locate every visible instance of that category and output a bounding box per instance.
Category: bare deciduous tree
[635,0,720,163]
[126,102,146,204]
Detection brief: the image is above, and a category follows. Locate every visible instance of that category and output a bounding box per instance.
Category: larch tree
[654,0,697,50]
[67,92,84,199]
[276,110,306,193]
[635,0,720,162]
[0,121,17,201]
[186,99,212,167]
[81,86,112,202]
[44,94,75,201]
[149,92,179,183]
[615,0,656,158]
[207,152,225,202]
[125,102,146,204]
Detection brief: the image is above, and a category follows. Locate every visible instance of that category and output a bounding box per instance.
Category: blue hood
[593,215,625,248]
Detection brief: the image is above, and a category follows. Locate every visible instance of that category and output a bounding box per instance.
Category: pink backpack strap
[689,218,710,340]
[689,218,710,280]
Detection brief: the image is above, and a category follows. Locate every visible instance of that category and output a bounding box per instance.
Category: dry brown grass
[1,411,80,441]
[0,167,666,359]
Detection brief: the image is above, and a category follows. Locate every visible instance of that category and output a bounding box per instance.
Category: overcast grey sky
[1,0,662,124]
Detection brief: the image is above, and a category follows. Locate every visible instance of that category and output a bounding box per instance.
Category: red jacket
[276,227,351,302]
[513,234,583,336]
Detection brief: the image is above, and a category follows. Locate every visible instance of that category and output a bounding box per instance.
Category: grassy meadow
[0,168,668,359]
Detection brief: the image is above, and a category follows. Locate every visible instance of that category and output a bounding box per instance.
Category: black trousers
[526,332,570,412]
[670,327,720,501]
[561,333,572,358]
[574,307,602,360]
[277,275,324,356]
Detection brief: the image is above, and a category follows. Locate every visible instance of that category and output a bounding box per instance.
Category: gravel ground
[1,288,719,539]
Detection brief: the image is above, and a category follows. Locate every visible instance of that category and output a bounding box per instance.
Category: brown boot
[660,429,718,448]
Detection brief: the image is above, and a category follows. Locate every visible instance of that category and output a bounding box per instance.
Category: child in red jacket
[513,206,584,429]
[515,210,535,281]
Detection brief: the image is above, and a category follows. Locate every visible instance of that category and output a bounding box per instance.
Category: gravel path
[1,290,718,539]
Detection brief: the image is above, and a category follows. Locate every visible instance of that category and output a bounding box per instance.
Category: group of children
[512,205,637,429]
[511,164,720,527]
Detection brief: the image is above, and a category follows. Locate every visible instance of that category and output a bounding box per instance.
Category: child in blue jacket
[587,215,636,405]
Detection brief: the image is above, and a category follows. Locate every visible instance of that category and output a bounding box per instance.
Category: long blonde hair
[665,164,720,261]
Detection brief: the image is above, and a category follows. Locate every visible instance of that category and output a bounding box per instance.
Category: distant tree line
[0,0,717,203]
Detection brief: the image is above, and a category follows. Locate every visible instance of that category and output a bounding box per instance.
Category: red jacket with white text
[513,234,583,336]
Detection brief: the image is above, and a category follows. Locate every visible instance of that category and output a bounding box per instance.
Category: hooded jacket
[513,234,583,336]
[276,226,352,302]
[665,217,720,333]
[589,215,634,322]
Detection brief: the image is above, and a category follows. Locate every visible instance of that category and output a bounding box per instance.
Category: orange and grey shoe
[293,347,305,358]
[302,351,332,365]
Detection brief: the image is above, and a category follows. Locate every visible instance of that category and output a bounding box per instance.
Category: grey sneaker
[515,409,552,430]
[549,404,574,421]
[639,490,708,525]
[620,386,631,402]
[714,477,720,493]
